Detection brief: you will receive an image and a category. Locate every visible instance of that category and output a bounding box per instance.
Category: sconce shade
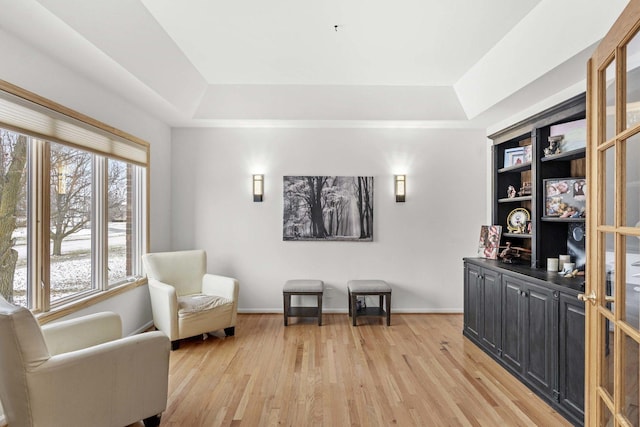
[395,175,406,202]
[253,174,264,202]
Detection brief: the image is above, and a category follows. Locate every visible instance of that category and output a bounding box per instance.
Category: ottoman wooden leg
[351,293,358,326]
[317,293,323,326]
[283,293,290,326]
[386,293,391,326]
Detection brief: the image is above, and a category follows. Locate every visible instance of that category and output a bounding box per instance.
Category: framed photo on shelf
[478,225,502,259]
[550,118,586,152]
[544,177,586,218]
[503,147,525,168]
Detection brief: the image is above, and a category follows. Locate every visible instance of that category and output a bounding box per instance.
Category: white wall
[0,27,173,335]
[171,127,487,312]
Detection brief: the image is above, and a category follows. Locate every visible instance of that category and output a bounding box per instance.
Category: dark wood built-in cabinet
[464,95,588,426]
[463,258,585,426]
[558,293,586,423]
[463,263,501,356]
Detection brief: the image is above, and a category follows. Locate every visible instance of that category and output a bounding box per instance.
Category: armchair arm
[148,278,179,341]
[202,274,239,327]
[202,274,239,302]
[27,331,170,427]
[41,312,122,356]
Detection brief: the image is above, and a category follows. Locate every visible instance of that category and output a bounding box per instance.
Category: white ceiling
[140,0,540,86]
[0,0,629,128]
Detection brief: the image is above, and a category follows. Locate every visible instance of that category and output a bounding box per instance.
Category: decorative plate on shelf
[506,208,530,233]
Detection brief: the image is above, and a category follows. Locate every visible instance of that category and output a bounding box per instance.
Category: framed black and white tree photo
[283,176,374,241]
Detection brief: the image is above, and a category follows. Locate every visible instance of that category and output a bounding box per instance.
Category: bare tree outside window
[0,130,28,304]
[49,142,93,302]
[107,159,131,285]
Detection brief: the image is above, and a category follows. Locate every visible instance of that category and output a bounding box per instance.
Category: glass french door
[586,0,640,425]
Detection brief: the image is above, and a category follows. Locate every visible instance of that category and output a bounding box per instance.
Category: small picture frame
[544,177,587,218]
[523,145,532,163]
[478,225,502,259]
[503,147,525,168]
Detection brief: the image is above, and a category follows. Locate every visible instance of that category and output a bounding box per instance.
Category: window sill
[37,277,148,325]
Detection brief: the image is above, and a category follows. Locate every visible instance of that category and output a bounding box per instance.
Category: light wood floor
[139,314,571,427]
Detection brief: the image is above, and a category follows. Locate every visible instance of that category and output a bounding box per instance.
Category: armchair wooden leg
[224,326,235,337]
[171,340,180,351]
[143,414,162,427]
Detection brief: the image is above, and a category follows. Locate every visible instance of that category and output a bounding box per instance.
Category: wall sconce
[253,174,264,202]
[394,175,406,202]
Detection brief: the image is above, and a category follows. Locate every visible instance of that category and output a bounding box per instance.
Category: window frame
[0,80,150,324]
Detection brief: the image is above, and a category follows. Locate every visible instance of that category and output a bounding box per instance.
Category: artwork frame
[478,225,502,259]
[283,176,374,241]
[550,118,587,152]
[543,177,587,218]
[503,147,525,168]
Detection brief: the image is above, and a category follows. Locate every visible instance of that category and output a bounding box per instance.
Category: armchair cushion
[177,294,231,318]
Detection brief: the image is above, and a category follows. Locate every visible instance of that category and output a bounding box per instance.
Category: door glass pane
[623,332,640,426]
[626,235,640,331]
[604,232,616,314]
[601,316,615,398]
[0,130,29,307]
[627,30,640,129]
[626,134,640,227]
[606,59,617,140]
[49,142,93,303]
[605,146,616,226]
[600,398,614,427]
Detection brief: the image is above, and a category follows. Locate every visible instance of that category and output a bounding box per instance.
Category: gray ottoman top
[347,280,391,292]
[284,279,324,293]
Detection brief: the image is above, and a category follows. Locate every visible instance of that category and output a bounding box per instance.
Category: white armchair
[142,249,239,350]
[0,296,170,427]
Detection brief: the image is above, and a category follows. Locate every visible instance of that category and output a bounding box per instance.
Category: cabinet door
[558,292,585,422]
[481,269,502,355]
[502,276,524,372]
[523,282,556,397]
[464,263,482,340]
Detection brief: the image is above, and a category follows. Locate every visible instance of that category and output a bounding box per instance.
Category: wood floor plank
[129,313,571,427]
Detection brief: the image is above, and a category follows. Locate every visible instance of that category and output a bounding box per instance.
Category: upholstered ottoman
[347,280,391,326]
[283,280,324,326]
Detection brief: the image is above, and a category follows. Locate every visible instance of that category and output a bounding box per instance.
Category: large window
[0,82,148,315]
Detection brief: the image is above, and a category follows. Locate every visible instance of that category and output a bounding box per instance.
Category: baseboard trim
[129,320,155,336]
[238,308,463,314]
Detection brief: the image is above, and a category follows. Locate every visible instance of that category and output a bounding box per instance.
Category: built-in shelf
[498,162,532,174]
[490,93,586,270]
[498,196,532,203]
[503,233,533,239]
[540,147,586,162]
[541,217,586,223]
